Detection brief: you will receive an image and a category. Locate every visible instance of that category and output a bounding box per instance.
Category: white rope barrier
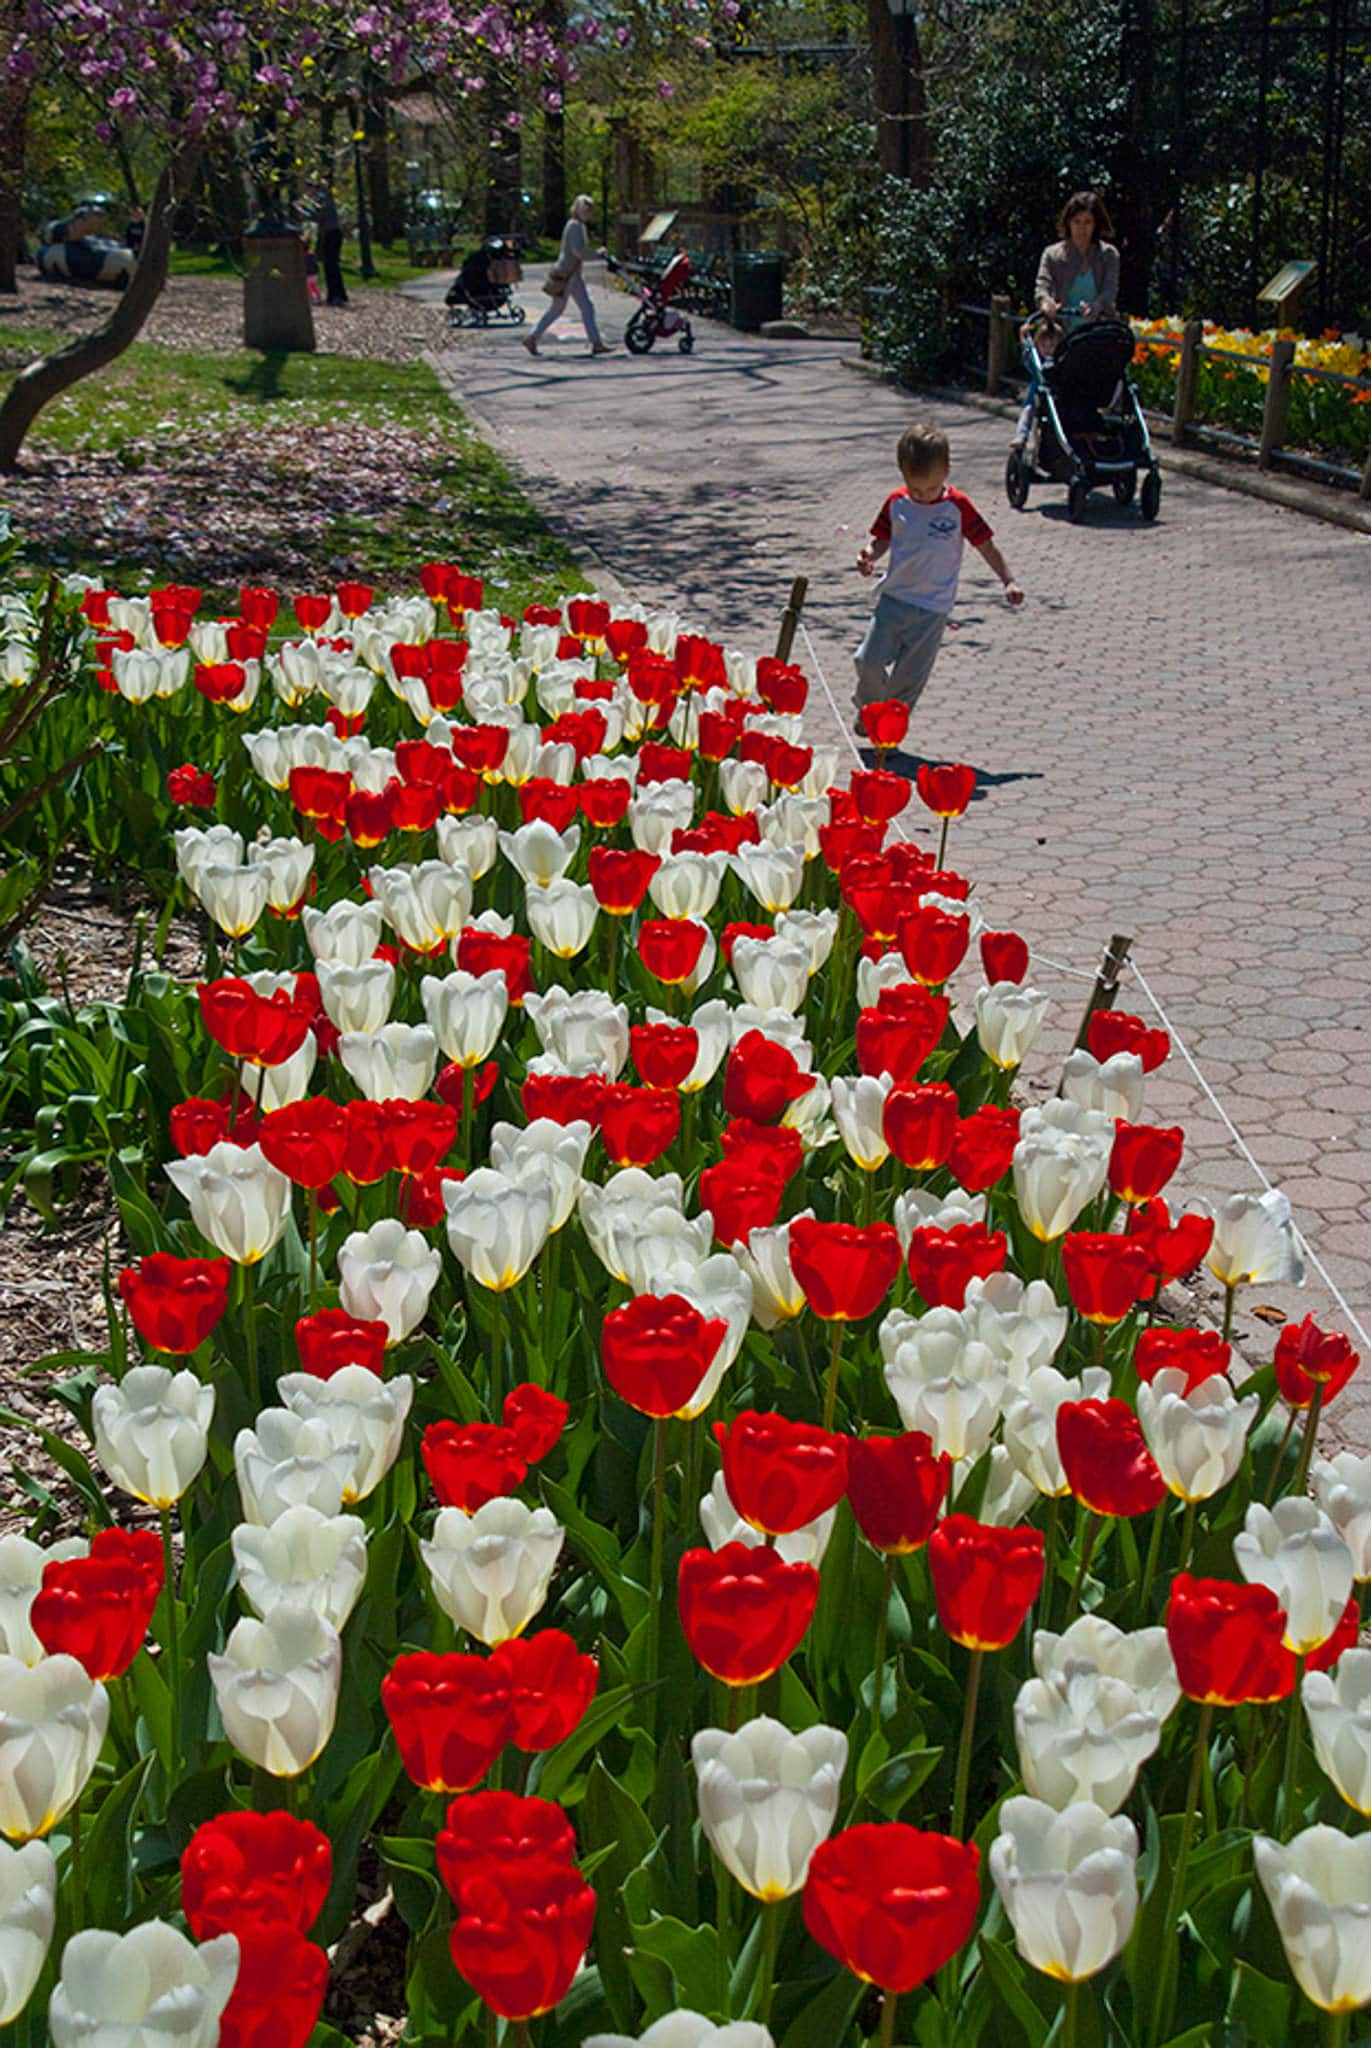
[795,616,1371,1350]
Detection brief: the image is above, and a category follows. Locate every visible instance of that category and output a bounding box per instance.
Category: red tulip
[914,762,977,818]
[927,1515,1044,1650]
[198,978,311,1066]
[1307,1594,1360,1675]
[803,1824,981,1992]
[493,1632,598,1751]
[567,596,611,644]
[457,929,533,1005]
[345,784,395,849]
[295,1308,388,1378]
[858,699,910,751]
[445,573,484,620]
[789,1219,903,1322]
[447,1858,596,2020]
[755,655,809,715]
[1057,1399,1166,1517]
[714,1412,850,1534]
[195,661,247,704]
[906,1223,1007,1309]
[382,1652,514,1792]
[722,1030,813,1124]
[342,1098,397,1184]
[630,1022,699,1090]
[1165,1575,1293,1704]
[947,1105,1021,1192]
[638,741,693,785]
[602,1294,727,1417]
[676,633,728,692]
[720,921,775,966]
[605,616,648,663]
[391,780,444,832]
[181,1810,332,1938]
[697,710,742,761]
[698,1159,784,1247]
[31,1529,164,1679]
[292,593,332,633]
[638,917,708,985]
[678,1542,820,1685]
[258,1098,349,1190]
[521,1069,611,1127]
[424,1420,529,1511]
[217,1923,329,2048]
[818,821,886,873]
[848,1432,950,1554]
[599,1083,681,1168]
[118,1253,231,1353]
[719,1118,803,1186]
[1274,1315,1361,1411]
[435,1061,501,1121]
[1087,1009,1170,1072]
[1061,1233,1153,1325]
[882,1083,960,1172]
[578,777,633,829]
[1132,1326,1232,1391]
[167,763,217,809]
[850,769,911,825]
[440,1789,577,1874]
[449,724,510,775]
[979,930,1029,984]
[169,1095,254,1156]
[1126,1198,1214,1296]
[239,586,280,630]
[899,905,970,987]
[856,992,950,1084]
[502,1384,568,1461]
[336,579,374,618]
[519,778,581,833]
[385,1099,459,1176]
[1109,1121,1184,1205]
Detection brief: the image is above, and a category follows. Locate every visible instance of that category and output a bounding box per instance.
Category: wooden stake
[774,575,808,662]
[1068,931,1135,1054]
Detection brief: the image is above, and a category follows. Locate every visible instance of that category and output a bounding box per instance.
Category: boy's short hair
[897,422,950,478]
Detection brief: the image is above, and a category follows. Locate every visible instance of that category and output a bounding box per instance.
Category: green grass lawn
[169,239,435,292]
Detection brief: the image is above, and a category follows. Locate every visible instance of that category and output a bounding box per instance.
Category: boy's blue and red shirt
[869,486,992,615]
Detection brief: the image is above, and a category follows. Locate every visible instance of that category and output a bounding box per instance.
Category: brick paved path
[422,265,1371,1433]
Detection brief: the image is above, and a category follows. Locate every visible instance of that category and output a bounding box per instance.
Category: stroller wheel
[624,309,655,354]
[1140,467,1162,521]
[678,325,694,354]
[1113,472,1137,506]
[1005,449,1030,510]
[512,304,527,325]
[1067,477,1090,525]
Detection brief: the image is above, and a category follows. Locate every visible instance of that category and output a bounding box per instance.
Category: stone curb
[840,355,1371,539]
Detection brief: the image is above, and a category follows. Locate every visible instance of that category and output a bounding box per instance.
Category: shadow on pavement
[858,748,1045,801]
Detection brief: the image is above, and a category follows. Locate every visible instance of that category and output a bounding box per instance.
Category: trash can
[242,231,316,353]
[730,252,784,332]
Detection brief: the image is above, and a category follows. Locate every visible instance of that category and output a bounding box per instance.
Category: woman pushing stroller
[1013,191,1120,449]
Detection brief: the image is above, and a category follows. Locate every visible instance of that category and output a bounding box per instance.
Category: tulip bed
[1,569,1368,2048]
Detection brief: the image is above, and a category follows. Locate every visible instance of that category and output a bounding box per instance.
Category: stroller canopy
[1051,320,1136,409]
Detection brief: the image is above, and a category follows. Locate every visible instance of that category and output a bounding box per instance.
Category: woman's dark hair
[1058,190,1114,242]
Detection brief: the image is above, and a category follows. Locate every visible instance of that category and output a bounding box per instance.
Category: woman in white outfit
[524,194,614,357]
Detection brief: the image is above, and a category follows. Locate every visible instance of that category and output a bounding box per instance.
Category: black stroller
[1006,318,1161,524]
[445,238,526,328]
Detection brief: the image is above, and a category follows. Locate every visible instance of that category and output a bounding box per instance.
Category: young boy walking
[854,422,1023,725]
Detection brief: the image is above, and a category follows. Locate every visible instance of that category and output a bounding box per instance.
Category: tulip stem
[870,1554,897,1742]
[648,1416,668,1723]
[1264,1409,1298,1504]
[879,1990,899,2048]
[1325,2013,1350,2048]
[461,1063,475,1168]
[67,1797,83,1936]
[241,1261,260,1415]
[1178,1498,1197,1574]
[307,1192,319,1312]
[1064,1514,1104,1627]
[1148,1700,1213,2048]
[1138,1498,1168,1620]
[751,1898,782,2022]
[159,1504,183,1775]
[1221,1283,1236,1341]
[1061,1980,1083,2048]
[1279,1653,1308,1837]
[1290,1384,1325,1501]
[936,814,950,869]
[1040,1494,1061,1634]
[512,2023,530,2048]
[822,1319,845,1432]
[950,1647,984,1840]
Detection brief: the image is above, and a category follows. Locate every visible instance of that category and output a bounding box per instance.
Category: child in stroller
[446,238,526,327]
[605,248,694,354]
[1006,314,1162,524]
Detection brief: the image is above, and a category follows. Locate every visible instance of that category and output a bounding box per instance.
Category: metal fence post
[987,294,1012,395]
[1171,318,1203,445]
[1257,337,1295,469]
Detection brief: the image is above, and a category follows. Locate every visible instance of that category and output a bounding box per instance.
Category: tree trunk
[484,68,523,237]
[866,0,930,184]
[0,152,197,472]
[365,87,394,245]
[0,0,28,293]
[542,104,567,241]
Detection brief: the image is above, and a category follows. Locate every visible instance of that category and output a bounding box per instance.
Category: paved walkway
[417,264,1371,1432]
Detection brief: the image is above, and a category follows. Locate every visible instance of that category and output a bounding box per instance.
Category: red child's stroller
[607,249,695,354]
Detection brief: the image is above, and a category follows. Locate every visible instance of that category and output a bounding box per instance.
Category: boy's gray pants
[853,592,947,710]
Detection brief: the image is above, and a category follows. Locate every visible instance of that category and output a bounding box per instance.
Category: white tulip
[1300,1650,1371,1817]
[373,862,472,950]
[1032,1616,1182,1726]
[48,1921,239,2047]
[1254,1827,1371,2012]
[0,1837,56,2023]
[319,662,377,716]
[989,1796,1138,1983]
[1234,1500,1353,1656]
[1012,1103,1113,1242]
[699,1473,835,1567]
[443,1168,552,1292]
[692,1718,847,1899]
[628,781,695,855]
[0,1537,86,1666]
[246,835,313,915]
[173,824,243,891]
[961,1272,1071,1381]
[317,959,395,1035]
[776,908,838,975]
[526,878,598,959]
[164,1142,291,1265]
[719,759,768,816]
[232,1507,369,1632]
[1137,1368,1259,1503]
[337,1218,441,1345]
[208,1605,341,1776]
[526,986,630,1077]
[91,1365,214,1509]
[734,1215,811,1331]
[1061,1048,1147,1122]
[732,844,805,913]
[980,1446,1040,1528]
[421,968,509,1067]
[830,1073,893,1173]
[498,819,580,889]
[488,1118,592,1232]
[0,1655,109,1842]
[279,636,327,695]
[1205,1189,1306,1290]
[436,812,497,878]
[644,1254,753,1416]
[760,795,829,860]
[895,1187,986,1252]
[857,953,917,1009]
[109,648,165,703]
[302,898,384,967]
[338,1023,439,1103]
[1313,1453,1371,1580]
[278,1367,413,1503]
[1003,1366,1111,1497]
[195,862,269,938]
[1014,1667,1162,1814]
[649,852,729,922]
[662,999,731,1093]
[728,1006,811,1058]
[883,1311,1007,1463]
[349,745,397,793]
[422,1498,564,1645]
[976,984,1050,1070]
[731,936,812,1016]
[239,1029,316,1115]
[234,1411,355,1526]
